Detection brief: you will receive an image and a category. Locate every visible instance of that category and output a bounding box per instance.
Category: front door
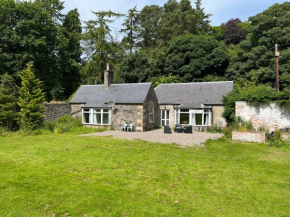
[161,110,170,126]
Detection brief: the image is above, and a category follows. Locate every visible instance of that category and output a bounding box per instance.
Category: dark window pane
[180,109,189,113]
[162,111,165,119]
[94,109,101,113]
[103,113,109,124]
[84,109,90,112]
[195,114,202,125]
[83,113,90,123]
[103,109,109,113]
[180,114,189,124]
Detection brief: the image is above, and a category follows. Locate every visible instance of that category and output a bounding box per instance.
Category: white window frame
[161,110,170,126]
[149,105,154,123]
[175,109,212,126]
[82,108,111,125]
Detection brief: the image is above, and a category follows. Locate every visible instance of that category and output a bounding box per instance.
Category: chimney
[104,63,114,89]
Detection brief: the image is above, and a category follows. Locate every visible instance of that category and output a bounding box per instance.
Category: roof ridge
[157,81,233,86]
[81,82,152,87]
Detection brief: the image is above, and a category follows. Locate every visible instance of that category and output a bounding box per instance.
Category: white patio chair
[127,124,134,132]
[122,124,128,131]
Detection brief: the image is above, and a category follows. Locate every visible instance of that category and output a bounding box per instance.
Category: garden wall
[44,102,71,121]
[235,101,290,132]
[232,131,266,143]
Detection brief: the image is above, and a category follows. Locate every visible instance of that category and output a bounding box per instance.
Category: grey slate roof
[70,83,152,108]
[155,81,234,107]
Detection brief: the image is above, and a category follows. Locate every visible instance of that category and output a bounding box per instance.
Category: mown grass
[0,134,290,216]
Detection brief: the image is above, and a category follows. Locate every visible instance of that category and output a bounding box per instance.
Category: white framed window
[175,109,212,126]
[82,108,111,125]
[149,105,154,123]
[83,109,91,124]
[161,110,170,126]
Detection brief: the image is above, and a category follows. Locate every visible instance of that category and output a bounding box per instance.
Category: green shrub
[0,126,9,137]
[268,130,289,147]
[43,115,105,135]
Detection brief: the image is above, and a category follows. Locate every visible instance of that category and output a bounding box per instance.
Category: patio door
[161,110,170,126]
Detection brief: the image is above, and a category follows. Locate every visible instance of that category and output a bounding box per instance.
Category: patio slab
[81,129,223,147]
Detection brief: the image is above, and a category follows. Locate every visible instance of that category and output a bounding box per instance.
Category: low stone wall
[236,101,290,132]
[232,131,266,143]
[44,102,71,121]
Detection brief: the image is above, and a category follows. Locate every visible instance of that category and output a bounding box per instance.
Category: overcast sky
[63,0,286,33]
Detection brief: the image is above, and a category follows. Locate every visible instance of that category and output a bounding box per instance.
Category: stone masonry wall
[212,106,227,127]
[111,105,144,131]
[143,85,160,131]
[44,102,71,121]
[71,103,83,118]
[232,131,266,143]
[236,101,290,132]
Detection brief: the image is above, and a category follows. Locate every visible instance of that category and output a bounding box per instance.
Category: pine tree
[120,6,141,52]
[17,62,45,130]
[0,74,17,129]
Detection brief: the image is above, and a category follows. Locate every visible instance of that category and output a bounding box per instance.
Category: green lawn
[0,134,290,217]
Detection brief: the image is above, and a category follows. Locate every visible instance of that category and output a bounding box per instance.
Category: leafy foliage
[222,19,248,45]
[0,74,17,129]
[164,34,229,82]
[119,51,151,83]
[17,62,45,130]
[226,2,290,88]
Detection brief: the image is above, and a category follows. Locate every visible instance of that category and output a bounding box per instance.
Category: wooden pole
[275,44,280,92]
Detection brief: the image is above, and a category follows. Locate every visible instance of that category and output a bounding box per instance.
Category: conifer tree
[0,74,17,129]
[17,62,45,130]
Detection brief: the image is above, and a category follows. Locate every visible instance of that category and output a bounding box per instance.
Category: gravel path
[81,129,223,147]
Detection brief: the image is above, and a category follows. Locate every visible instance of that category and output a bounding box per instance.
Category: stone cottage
[69,65,160,131]
[70,65,233,131]
[155,81,234,131]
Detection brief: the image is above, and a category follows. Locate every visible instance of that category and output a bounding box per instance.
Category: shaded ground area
[81,129,223,146]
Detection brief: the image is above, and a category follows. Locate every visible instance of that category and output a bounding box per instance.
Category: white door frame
[161,110,170,126]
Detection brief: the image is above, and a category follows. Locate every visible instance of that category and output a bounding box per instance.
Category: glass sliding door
[161,110,170,126]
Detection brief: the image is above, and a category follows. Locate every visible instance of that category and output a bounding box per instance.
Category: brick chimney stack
[104,63,114,89]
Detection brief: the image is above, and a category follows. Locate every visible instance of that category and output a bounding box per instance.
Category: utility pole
[275,44,280,92]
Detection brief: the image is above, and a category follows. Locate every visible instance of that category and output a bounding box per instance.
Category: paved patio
[81,129,223,147]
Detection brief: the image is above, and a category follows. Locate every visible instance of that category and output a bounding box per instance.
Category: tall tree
[226,2,290,88]
[195,0,212,34]
[119,51,152,83]
[17,62,45,130]
[0,0,67,100]
[82,11,123,84]
[0,74,17,129]
[121,6,140,52]
[57,8,82,100]
[164,34,229,82]
[222,18,248,45]
[138,5,163,48]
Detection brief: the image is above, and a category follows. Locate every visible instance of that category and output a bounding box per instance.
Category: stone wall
[111,105,144,131]
[70,103,83,118]
[212,106,227,127]
[143,85,160,131]
[236,101,290,132]
[232,131,266,143]
[44,102,71,121]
